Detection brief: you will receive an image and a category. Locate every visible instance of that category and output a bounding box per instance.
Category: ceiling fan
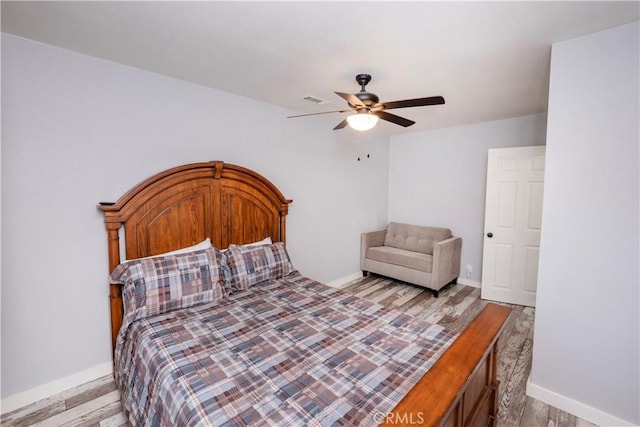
[288,73,445,131]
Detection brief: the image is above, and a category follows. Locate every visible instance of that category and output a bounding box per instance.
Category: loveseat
[360,222,462,297]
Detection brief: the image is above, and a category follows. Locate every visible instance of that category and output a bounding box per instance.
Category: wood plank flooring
[1,275,597,427]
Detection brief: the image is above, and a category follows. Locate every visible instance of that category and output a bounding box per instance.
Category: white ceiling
[2,1,638,135]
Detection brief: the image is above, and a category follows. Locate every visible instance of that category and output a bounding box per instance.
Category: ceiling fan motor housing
[352,92,379,108]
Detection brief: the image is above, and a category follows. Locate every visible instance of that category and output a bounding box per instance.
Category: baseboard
[1,362,113,414]
[325,272,363,289]
[457,278,481,288]
[526,376,635,427]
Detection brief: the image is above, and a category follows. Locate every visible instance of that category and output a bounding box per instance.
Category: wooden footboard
[383,303,511,427]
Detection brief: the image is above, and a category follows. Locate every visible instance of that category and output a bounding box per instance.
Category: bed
[98,161,510,426]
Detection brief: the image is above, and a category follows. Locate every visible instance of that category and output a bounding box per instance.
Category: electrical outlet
[465,264,473,278]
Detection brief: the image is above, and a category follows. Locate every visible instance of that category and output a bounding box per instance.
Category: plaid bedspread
[116,273,457,426]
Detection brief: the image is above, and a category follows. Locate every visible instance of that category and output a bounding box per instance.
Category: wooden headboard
[98,161,292,351]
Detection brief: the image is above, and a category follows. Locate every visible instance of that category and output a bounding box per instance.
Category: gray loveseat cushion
[366,246,433,272]
[383,222,452,255]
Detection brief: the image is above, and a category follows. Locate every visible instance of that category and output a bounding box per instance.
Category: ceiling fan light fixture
[346,112,379,131]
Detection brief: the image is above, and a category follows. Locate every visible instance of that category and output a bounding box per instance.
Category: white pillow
[220,237,273,253]
[243,237,272,247]
[130,237,269,260]
[139,238,212,259]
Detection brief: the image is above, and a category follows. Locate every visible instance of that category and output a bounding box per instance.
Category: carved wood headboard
[98,161,292,351]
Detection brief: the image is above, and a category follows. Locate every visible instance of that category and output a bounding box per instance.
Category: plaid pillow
[223,242,295,292]
[110,246,226,328]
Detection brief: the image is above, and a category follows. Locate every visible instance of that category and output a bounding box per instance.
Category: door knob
[487,232,493,238]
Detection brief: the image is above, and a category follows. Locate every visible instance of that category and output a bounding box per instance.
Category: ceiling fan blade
[333,119,349,130]
[378,96,445,111]
[376,111,415,127]
[288,109,350,118]
[335,91,365,108]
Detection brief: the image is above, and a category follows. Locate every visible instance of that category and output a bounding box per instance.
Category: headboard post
[105,224,121,271]
[280,213,287,243]
[105,222,123,351]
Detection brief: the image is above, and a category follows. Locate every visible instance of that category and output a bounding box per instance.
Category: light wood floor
[1,275,598,427]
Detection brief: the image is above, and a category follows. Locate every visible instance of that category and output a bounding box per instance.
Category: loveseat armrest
[361,230,387,270]
[432,236,462,290]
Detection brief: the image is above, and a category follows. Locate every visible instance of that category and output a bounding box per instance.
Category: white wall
[529,22,639,426]
[0,34,389,404]
[388,114,547,284]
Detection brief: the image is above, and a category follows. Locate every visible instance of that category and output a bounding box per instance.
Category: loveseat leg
[431,289,439,298]
[362,271,369,277]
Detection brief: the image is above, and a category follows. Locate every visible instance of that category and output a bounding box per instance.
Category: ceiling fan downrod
[352,74,379,106]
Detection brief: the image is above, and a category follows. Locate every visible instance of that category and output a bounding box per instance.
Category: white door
[481,146,545,307]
